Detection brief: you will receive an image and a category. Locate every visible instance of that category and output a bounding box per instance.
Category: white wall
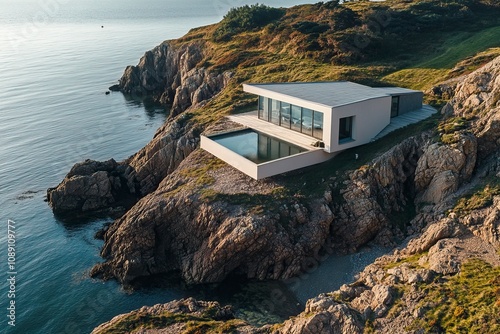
[201,135,259,179]
[327,97,391,153]
[201,134,336,180]
[257,149,335,179]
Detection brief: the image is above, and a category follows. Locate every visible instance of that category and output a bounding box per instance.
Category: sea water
[0,1,384,333]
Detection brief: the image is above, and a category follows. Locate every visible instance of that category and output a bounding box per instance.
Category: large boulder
[414,132,477,204]
[274,298,364,334]
[46,159,136,215]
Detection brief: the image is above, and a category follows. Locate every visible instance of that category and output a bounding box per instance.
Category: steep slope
[273,55,500,334]
[92,56,500,333]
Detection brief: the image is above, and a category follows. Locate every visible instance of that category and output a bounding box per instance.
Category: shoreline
[287,245,390,304]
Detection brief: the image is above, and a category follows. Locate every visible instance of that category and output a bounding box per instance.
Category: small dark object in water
[109,84,120,91]
[101,25,104,28]
[105,91,110,95]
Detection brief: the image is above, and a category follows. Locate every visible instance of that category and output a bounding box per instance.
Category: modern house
[201,81,431,180]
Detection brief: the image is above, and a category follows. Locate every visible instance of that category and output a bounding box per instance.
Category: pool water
[210,129,307,164]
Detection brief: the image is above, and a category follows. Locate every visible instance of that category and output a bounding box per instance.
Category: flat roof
[243,81,422,109]
[372,87,422,95]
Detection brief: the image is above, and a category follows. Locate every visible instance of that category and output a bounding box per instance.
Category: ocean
[0,1,385,333]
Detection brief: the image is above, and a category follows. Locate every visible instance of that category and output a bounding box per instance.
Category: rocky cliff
[92,56,500,333]
[113,41,232,117]
[47,39,237,215]
[88,123,456,285]
[47,118,201,215]
[91,197,500,333]
[91,298,261,334]
[269,55,500,334]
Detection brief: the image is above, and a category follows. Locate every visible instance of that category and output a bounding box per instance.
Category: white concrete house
[201,81,430,180]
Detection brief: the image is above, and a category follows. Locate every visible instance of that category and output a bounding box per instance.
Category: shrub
[453,184,500,215]
[293,21,330,34]
[438,116,468,134]
[213,4,285,42]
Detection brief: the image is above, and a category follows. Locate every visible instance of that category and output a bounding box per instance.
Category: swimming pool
[209,129,307,164]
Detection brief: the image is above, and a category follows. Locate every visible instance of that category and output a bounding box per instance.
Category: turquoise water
[211,129,307,163]
[0,1,384,333]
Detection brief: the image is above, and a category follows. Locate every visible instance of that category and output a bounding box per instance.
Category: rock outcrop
[87,53,499,285]
[92,190,500,334]
[90,148,334,284]
[269,55,500,334]
[442,55,500,158]
[91,297,260,334]
[48,40,235,216]
[116,41,232,116]
[277,189,500,333]
[273,297,364,334]
[91,55,500,334]
[46,118,200,215]
[330,134,428,251]
[414,132,477,204]
[46,159,136,215]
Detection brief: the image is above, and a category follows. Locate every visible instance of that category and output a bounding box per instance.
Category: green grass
[94,310,247,334]
[383,26,500,90]
[383,252,428,270]
[452,179,500,216]
[412,260,500,333]
[437,116,470,144]
[179,155,226,186]
[419,26,500,69]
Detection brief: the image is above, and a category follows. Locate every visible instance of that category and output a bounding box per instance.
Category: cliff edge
[91,54,500,334]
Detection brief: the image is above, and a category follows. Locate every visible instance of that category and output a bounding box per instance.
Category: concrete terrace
[227,111,322,150]
[228,104,437,149]
[372,104,437,141]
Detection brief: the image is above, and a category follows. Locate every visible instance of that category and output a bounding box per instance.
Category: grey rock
[117,41,232,116]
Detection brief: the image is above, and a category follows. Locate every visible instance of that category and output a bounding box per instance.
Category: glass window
[313,111,323,140]
[339,116,353,142]
[301,108,313,136]
[258,96,264,119]
[271,99,280,125]
[257,100,321,139]
[280,102,291,129]
[260,97,269,121]
[291,105,302,132]
[391,96,399,118]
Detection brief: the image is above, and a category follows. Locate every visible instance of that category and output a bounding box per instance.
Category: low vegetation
[437,116,469,144]
[452,179,500,216]
[213,4,285,42]
[411,260,500,333]
[95,310,246,334]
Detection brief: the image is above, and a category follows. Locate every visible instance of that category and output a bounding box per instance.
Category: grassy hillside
[170,0,499,125]
[167,0,500,203]
[384,26,500,89]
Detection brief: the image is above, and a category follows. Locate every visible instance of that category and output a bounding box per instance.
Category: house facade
[243,81,423,153]
[201,81,426,180]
